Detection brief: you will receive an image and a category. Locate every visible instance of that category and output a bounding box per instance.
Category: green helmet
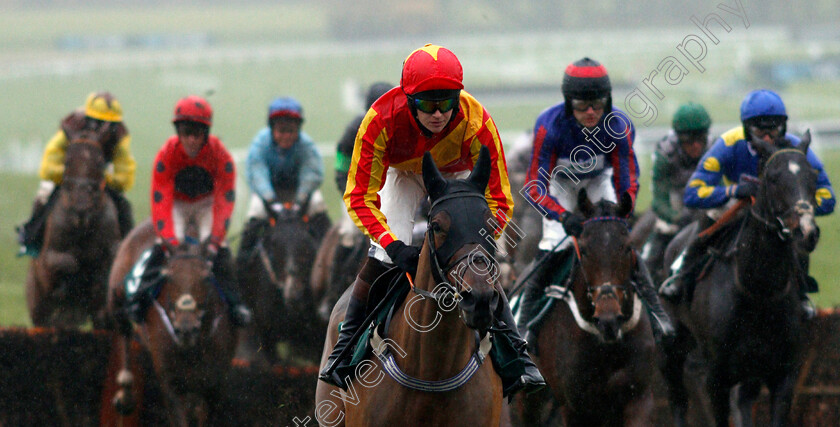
[672,102,711,133]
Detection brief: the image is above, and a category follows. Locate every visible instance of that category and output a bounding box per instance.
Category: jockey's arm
[806,149,836,216]
[38,130,68,184]
[523,123,566,222]
[245,130,276,202]
[684,139,736,210]
[295,135,324,204]
[211,147,236,246]
[469,113,514,236]
[344,111,398,249]
[606,111,639,211]
[105,134,136,192]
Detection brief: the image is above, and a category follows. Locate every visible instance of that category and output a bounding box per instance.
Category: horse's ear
[422,151,447,200]
[798,129,811,155]
[468,146,492,193]
[617,192,634,218]
[577,188,595,218]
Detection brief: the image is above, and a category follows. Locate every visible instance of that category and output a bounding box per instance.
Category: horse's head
[751,130,819,251]
[158,239,220,348]
[263,205,318,307]
[61,135,106,223]
[421,146,501,331]
[576,188,636,343]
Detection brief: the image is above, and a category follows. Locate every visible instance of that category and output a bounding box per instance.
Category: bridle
[749,148,814,242]
[410,191,499,303]
[573,216,634,305]
[150,252,224,346]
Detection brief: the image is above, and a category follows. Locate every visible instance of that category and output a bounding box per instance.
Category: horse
[236,200,323,364]
[659,132,818,427]
[315,147,504,426]
[106,216,236,426]
[26,134,120,327]
[515,189,656,427]
[311,224,369,323]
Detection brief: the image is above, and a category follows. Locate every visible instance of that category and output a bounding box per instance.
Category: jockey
[333,82,393,259]
[642,103,713,281]
[237,96,329,265]
[17,91,136,255]
[660,89,835,320]
[126,95,251,327]
[517,57,675,343]
[319,44,545,394]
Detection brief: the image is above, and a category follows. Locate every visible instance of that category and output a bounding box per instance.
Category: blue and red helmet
[268,97,303,126]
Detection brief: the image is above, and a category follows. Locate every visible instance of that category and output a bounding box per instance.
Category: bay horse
[315,147,504,426]
[311,224,369,323]
[516,189,656,427]
[26,134,120,327]
[660,132,818,427]
[106,216,236,426]
[237,200,322,364]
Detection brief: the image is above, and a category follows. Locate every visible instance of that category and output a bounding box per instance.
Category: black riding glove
[385,240,421,276]
[560,211,584,237]
[733,175,759,199]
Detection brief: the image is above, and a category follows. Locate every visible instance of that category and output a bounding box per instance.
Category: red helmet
[172,95,213,127]
[400,44,464,95]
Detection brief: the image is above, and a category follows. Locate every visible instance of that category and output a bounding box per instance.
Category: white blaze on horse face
[796,199,816,236]
[788,161,800,175]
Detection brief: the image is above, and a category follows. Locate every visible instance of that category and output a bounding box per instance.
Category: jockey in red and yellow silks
[345,86,514,251]
[321,44,545,397]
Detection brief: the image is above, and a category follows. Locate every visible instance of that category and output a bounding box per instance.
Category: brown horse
[660,133,818,427]
[26,135,120,327]
[106,216,236,426]
[315,148,504,426]
[516,189,656,427]
[311,224,370,323]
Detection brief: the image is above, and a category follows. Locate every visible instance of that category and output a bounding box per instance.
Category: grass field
[1,4,839,325]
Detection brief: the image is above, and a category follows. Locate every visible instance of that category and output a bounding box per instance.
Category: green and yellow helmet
[84,91,123,122]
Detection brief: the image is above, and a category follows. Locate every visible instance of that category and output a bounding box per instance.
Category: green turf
[1,4,839,325]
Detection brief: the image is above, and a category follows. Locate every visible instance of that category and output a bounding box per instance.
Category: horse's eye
[431,222,442,232]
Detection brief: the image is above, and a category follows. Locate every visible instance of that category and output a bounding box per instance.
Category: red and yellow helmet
[84,91,123,122]
[172,95,213,127]
[400,44,464,96]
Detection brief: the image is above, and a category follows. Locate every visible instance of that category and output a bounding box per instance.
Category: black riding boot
[125,244,168,323]
[632,254,676,341]
[659,236,707,302]
[319,257,390,389]
[496,290,546,396]
[212,247,252,327]
[236,218,268,268]
[516,250,568,347]
[106,187,134,238]
[319,281,368,390]
[17,189,59,256]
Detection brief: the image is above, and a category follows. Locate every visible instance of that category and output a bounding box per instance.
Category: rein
[382,191,497,392]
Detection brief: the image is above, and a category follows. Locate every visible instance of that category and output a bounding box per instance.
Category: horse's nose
[459,287,495,330]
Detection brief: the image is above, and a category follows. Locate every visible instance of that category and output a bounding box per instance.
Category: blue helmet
[268,97,303,126]
[740,89,787,122]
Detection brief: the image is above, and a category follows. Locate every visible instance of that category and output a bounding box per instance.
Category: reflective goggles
[411,96,459,114]
[570,97,608,112]
[748,123,783,140]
